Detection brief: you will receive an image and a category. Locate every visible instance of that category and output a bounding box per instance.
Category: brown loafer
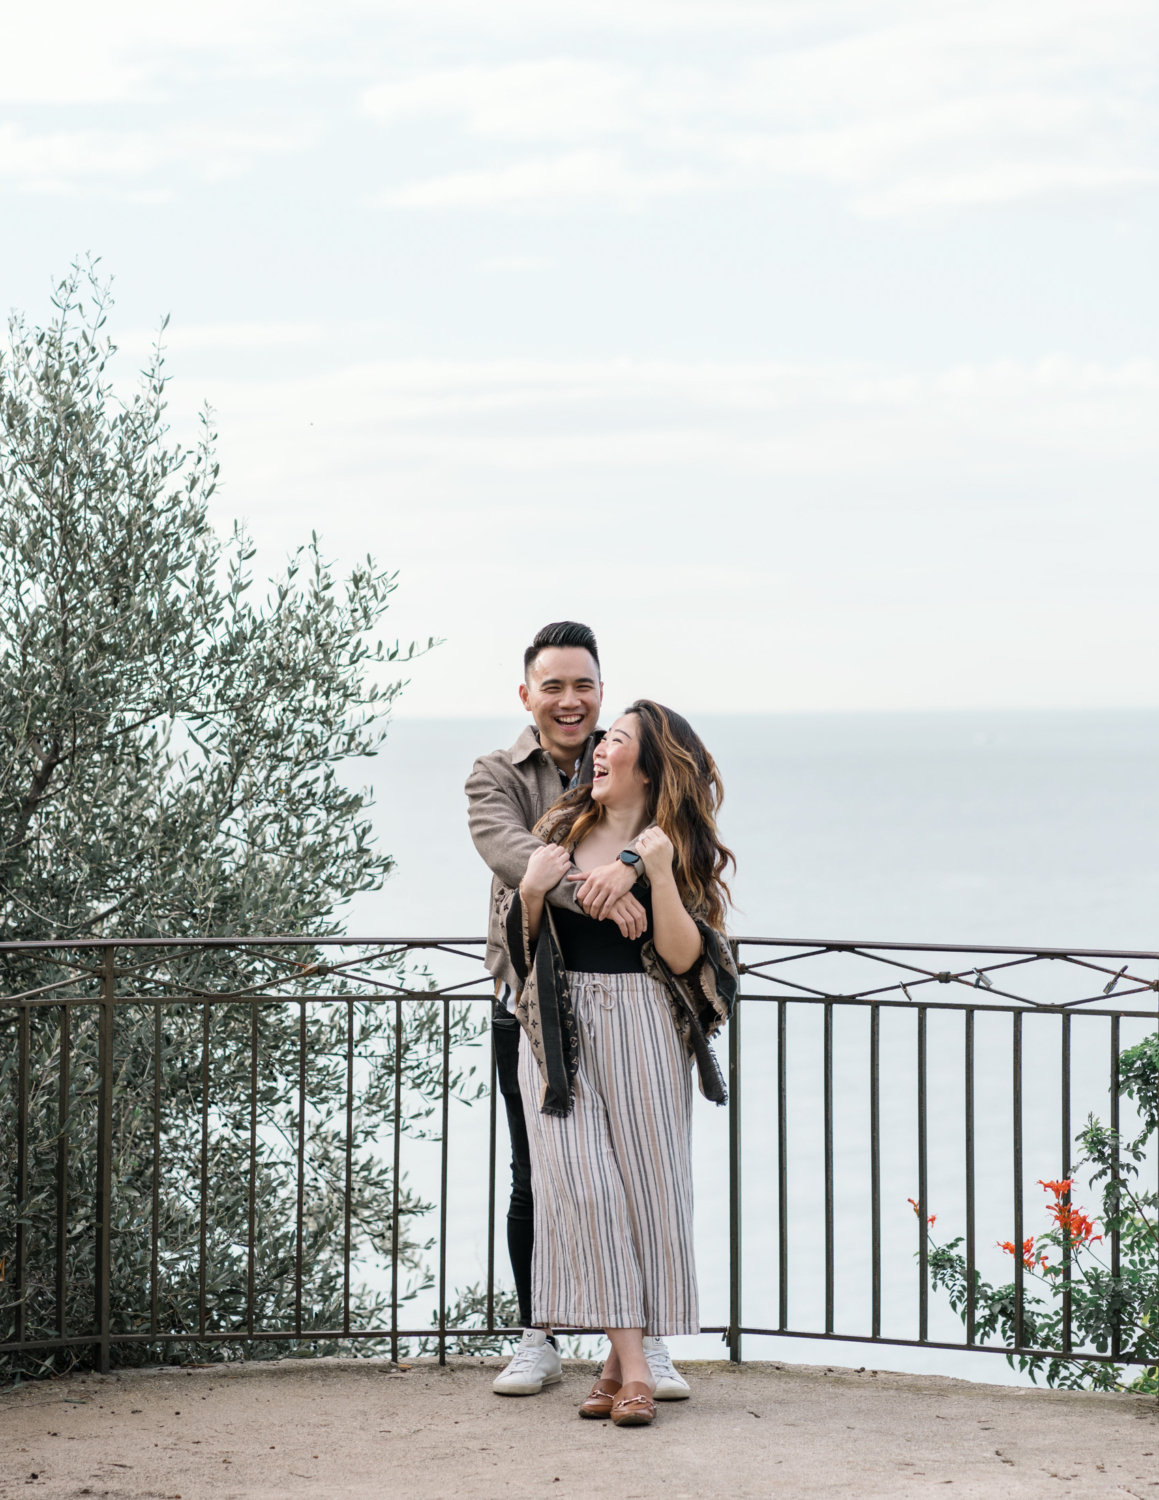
[579,1378,622,1419]
[610,1381,656,1426]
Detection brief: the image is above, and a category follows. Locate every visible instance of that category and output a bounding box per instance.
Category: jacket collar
[508,724,605,771]
[508,725,544,765]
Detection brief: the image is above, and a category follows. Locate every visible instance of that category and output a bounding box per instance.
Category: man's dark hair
[524,621,600,679]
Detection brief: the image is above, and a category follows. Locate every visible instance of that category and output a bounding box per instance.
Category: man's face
[518,646,603,766]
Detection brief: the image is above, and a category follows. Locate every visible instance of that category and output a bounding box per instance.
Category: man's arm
[465,757,647,936]
[465,757,581,910]
[568,849,644,918]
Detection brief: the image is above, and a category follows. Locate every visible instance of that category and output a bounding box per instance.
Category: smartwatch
[619,849,642,867]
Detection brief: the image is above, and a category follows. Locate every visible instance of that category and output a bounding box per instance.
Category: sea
[341,711,1159,1383]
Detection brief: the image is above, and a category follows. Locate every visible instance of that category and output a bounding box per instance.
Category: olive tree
[0,268,403,941]
[0,266,483,1376]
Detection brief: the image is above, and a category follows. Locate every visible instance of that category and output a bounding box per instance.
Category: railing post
[964,1009,976,1344]
[15,1004,29,1349]
[1012,1011,1024,1350]
[342,998,354,1338]
[917,1007,928,1342]
[94,945,116,1374]
[486,1023,497,1336]
[437,998,451,1367]
[57,1004,71,1343]
[247,1000,259,1340]
[823,1000,834,1335]
[199,1001,211,1341]
[728,947,742,1363]
[295,1000,307,1343]
[390,998,403,1366]
[777,998,787,1333]
[870,1004,881,1339]
[1061,1011,1072,1352]
[1109,1013,1121,1358]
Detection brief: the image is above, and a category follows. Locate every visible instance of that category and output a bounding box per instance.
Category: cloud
[362,2,1158,213]
[180,348,1159,480]
[855,161,1155,214]
[170,347,1159,715]
[481,254,552,271]
[115,322,336,360]
[381,149,703,207]
[362,59,638,142]
[0,0,355,104]
[3,0,1153,213]
[0,120,314,194]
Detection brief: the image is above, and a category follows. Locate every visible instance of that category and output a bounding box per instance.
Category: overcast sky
[3,0,1157,715]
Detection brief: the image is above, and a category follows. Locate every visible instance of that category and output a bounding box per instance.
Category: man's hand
[568,858,638,919]
[604,892,648,940]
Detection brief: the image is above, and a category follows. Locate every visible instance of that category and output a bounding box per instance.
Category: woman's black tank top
[552,882,653,973]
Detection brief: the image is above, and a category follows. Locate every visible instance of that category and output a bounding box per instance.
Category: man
[465,620,691,1400]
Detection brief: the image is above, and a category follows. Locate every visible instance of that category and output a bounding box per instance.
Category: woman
[494,700,737,1428]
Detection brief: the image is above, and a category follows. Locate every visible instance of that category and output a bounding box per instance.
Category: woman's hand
[635,826,675,882]
[520,842,572,902]
[637,825,702,972]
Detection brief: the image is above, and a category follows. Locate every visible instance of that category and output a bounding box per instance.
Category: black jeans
[492,1002,534,1328]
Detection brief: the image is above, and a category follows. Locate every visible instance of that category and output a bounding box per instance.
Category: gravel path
[2,1356,1156,1499]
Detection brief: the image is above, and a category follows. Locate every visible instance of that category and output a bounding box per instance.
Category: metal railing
[1,934,1156,1375]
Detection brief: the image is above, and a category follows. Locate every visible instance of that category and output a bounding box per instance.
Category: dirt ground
[2,1355,1157,1500]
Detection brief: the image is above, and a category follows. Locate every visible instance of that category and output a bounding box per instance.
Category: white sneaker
[642,1336,691,1399]
[491,1329,563,1395]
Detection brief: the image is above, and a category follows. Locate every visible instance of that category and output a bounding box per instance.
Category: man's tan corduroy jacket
[465,725,601,991]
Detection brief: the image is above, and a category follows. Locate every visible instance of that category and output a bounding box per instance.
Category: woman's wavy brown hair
[535,699,735,931]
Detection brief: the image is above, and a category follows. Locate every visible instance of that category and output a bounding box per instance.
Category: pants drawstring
[573,975,616,1039]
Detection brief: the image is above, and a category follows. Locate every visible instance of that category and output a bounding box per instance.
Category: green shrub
[925,1031,1158,1393]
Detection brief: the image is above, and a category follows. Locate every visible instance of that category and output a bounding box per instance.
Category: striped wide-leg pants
[517,970,699,1335]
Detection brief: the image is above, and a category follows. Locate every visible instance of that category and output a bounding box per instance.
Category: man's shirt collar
[508,724,603,786]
